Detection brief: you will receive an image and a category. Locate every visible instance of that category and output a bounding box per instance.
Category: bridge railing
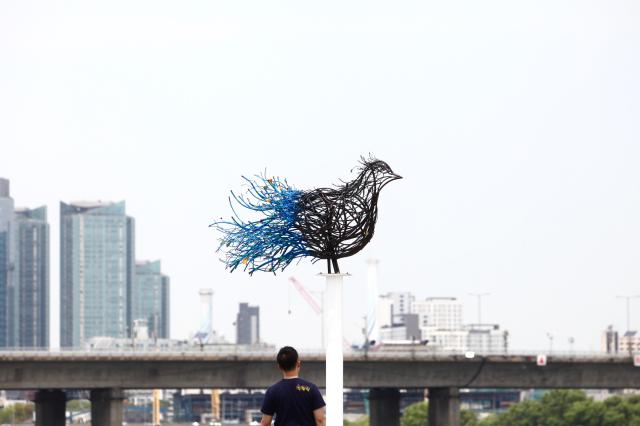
[0,345,635,360]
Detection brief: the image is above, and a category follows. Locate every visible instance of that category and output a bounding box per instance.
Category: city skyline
[2,181,176,348]
[2,0,640,352]
[4,176,640,350]
[3,176,640,353]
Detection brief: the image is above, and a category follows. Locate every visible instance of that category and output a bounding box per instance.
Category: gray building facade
[0,178,14,347]
[132,260,170,339]
[60,201,134,347]
[0,179,50,348]
[236,303,259,345]
[13,207,49,347]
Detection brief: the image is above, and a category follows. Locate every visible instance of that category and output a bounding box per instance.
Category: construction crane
[289,277,323,314]
[289,277,353,349]
[289,277,324,348]
[211,389,220,421]
[152,389,161,425]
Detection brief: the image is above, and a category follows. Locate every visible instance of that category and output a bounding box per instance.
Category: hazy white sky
[1,1,639,352]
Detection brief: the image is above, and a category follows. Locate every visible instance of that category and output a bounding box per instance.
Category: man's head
[277,346,300,373]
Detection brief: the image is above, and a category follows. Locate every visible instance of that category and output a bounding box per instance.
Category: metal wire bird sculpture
[211,157,402,274]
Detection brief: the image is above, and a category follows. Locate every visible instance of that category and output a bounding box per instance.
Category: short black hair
[277,346,299,371]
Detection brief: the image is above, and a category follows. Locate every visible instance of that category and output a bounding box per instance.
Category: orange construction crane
[289,277,324,348]
[289,277,322,314]
[152,389,161,425]
[211,389,220,420]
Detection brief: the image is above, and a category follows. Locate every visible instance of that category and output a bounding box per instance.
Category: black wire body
[294,158,401,273]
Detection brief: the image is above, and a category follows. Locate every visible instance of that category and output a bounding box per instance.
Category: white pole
[317,291,325,350]
[366,259,380,345]
[322,273,345,426]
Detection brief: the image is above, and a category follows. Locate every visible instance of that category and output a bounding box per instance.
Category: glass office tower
[60,201,134,347]
[132,260,170,339]
[13,206,49,348]
[0,178,14,348]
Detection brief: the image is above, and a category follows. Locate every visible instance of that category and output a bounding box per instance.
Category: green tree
[478,389,640,426]
[539,390,588,426]
[401,401,428,426]
[67,399,91,411]
[478,414,500,426]
[0,403,35,423]
[563,399,606,426]
[400,401,478,426]
[461,409,479,426]
[483,400,544,426]
[344,418,369,426]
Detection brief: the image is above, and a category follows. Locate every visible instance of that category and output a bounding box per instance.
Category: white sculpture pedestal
[321,273,347,425]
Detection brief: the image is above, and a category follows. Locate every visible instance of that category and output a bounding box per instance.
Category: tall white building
[380,292,414,325]
[377,295,393,329]
[412,297,463,330]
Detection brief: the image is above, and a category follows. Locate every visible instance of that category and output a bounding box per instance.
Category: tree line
[346,389,640,426]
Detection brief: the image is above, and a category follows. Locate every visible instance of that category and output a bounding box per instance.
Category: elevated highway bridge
[1,351,638,426]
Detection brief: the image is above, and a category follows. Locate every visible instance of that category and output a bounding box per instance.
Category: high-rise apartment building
[0,180,50,348]
[13,207,49,347]
[0,179,14,347]
[60,201,135,347]
[132,260,170,339]
[387,292,414,325]
[236,303,260,345]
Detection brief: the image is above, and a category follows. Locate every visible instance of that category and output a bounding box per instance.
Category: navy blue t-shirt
[261,378,326,426]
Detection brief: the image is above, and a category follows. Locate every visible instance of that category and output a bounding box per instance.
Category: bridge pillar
[91,388,124,426]
[369,388,400,426]
[428,387,460,426]
[35,389,66,426]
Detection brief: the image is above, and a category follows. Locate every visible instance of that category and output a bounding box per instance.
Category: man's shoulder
[266,379,284,392]
[294,378,320,392]
[267,378,318,391]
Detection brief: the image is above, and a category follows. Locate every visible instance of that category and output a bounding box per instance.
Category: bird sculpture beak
[391,173,403,181]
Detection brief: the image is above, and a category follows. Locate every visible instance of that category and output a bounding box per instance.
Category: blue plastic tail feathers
[210,174,309,275]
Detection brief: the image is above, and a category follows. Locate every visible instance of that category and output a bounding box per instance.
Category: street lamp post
[546,333,554,354]
[616,295,640,332]
[469,292,491,324]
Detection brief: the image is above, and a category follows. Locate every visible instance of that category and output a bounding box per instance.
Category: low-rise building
[620,331,640,354]
[465,324,508,354]
[601,325,619,354]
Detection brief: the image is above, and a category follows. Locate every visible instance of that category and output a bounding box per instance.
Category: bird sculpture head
[356,158,403,191]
